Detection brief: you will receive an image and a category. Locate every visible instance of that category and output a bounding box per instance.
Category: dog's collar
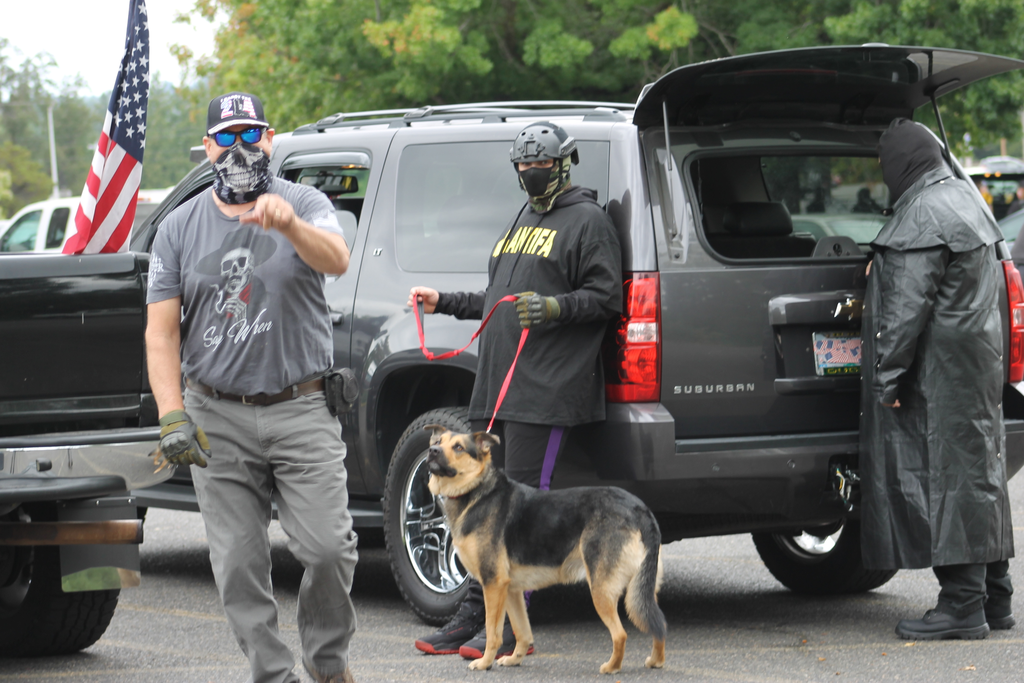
[443,493,465,500]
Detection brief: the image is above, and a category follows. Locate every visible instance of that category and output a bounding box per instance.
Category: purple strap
[538,426,564,491]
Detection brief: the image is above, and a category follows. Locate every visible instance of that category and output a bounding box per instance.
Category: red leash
[414,295,527,432]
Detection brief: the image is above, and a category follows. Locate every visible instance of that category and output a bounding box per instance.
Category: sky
[1,0,219,98]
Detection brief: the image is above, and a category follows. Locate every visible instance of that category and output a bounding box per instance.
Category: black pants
[934,560,1013,617]
[460,420,571,614]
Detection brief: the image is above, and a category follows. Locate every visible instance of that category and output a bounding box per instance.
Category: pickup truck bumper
[575,404,1024,540]
[0,427,166,493]
[0,428,168,591]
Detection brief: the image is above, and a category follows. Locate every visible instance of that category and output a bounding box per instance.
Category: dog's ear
[423,424,448,437]
[472,431,500,455]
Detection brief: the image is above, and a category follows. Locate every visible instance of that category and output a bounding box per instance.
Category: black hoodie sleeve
[553,212,623,324]
[435,291,486,320]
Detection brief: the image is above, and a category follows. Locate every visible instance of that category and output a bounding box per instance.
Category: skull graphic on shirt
[216,247,255,319]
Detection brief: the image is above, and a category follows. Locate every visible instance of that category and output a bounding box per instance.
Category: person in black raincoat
[861,118,1014,640]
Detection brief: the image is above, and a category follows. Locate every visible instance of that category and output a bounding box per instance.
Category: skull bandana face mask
[211,141,272,204]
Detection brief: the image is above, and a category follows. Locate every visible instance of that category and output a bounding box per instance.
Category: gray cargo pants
[186,388,358,683]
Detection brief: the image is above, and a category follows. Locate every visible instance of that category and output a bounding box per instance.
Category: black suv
[4,45,1024,633]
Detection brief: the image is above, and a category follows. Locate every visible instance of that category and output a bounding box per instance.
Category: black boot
[895,607,990,640]
[984,599,1015,630]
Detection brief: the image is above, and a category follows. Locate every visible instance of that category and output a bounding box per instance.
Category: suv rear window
[694,154,888,259]
[395,140,609,273]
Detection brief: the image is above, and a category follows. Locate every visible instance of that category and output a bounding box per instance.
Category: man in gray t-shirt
[149,176,342,395]
[145,92,358,683]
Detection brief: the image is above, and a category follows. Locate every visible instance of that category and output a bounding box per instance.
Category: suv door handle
[769,290,865,325]
[329,308,344,325]
[833,297,863,321]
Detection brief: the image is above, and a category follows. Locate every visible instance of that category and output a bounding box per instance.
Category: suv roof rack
[296,100,636,134]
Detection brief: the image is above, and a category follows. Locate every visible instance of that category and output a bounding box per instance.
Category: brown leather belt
[186,377,325,406]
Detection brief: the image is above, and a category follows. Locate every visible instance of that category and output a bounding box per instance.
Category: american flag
[63,0,149,254]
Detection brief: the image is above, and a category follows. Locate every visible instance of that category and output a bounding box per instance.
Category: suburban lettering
[677,383,756,395]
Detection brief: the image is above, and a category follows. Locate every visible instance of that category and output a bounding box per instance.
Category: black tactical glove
[514,291,560,329]
[157,410,211,468]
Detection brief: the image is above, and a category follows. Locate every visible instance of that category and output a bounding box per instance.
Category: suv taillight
[604,272,661,402]
[1004,261,1024,383]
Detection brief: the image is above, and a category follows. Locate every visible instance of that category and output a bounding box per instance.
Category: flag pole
[47,105,59,199]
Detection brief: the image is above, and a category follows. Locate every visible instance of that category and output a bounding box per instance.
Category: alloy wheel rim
[400,449,468,594]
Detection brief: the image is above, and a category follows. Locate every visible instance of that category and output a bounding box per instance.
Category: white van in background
[0,188,172,253]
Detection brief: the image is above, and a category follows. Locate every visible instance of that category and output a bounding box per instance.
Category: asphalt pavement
[2,478,1023,683]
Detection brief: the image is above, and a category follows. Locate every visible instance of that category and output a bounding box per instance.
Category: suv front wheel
[384,407,472,625]
[752,519,897,594]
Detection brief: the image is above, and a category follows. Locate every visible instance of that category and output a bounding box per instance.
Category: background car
[790,213,890,246]
[1000,206,1024,245]
[966,165,1024,220]
[0,188,171,253]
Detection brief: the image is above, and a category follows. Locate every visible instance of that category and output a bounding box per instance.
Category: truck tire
[0,546,120,656]
[752,519,897,594]
[384,407,472,625]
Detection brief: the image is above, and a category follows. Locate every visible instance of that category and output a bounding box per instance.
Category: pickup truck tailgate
[0,253,146,429]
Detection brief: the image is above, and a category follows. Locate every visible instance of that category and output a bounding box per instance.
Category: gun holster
[324,368,358,416]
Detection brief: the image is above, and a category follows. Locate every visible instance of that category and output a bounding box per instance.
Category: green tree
[0,142,52,217]
[180,0,1024,150]
[179,1,705,129]
[141,79,208,189]
[0,169,13,218]
[824,0,1024,155]
[176,0,397,131]
[51,83,106,195]
[0,39,57,176]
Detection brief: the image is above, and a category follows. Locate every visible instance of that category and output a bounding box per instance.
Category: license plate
[812,331,861,376]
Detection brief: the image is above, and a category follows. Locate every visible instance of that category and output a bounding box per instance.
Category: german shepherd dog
[424,425,667,674]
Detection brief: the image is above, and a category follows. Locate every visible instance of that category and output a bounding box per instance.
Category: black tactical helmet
[510,121,579,165]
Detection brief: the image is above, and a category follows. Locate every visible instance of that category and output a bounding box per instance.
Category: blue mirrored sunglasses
[213,127,263,147]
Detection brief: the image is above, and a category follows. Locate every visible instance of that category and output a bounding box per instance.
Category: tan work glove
[514,291,560,329]
[157,410,211,468]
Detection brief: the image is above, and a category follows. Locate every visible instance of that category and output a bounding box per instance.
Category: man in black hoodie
[861,118,1014,640]
[407,121,623,660]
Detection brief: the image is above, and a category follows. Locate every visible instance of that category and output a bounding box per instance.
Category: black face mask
[518,166,554,197]
[211,141,272,204]
[878,118,946,204]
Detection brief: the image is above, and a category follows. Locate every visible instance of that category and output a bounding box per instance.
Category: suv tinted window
[694,154,887,259]
[286,164,371,248]
[396,140,609,273]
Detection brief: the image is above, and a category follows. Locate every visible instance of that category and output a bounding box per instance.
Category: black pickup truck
[4,46,1024,636]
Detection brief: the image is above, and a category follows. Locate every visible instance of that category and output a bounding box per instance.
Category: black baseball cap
[207,92,269,134]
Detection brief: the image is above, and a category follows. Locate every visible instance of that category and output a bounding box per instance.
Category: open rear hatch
[634,45,1024,129]
[639,46,1024,441]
